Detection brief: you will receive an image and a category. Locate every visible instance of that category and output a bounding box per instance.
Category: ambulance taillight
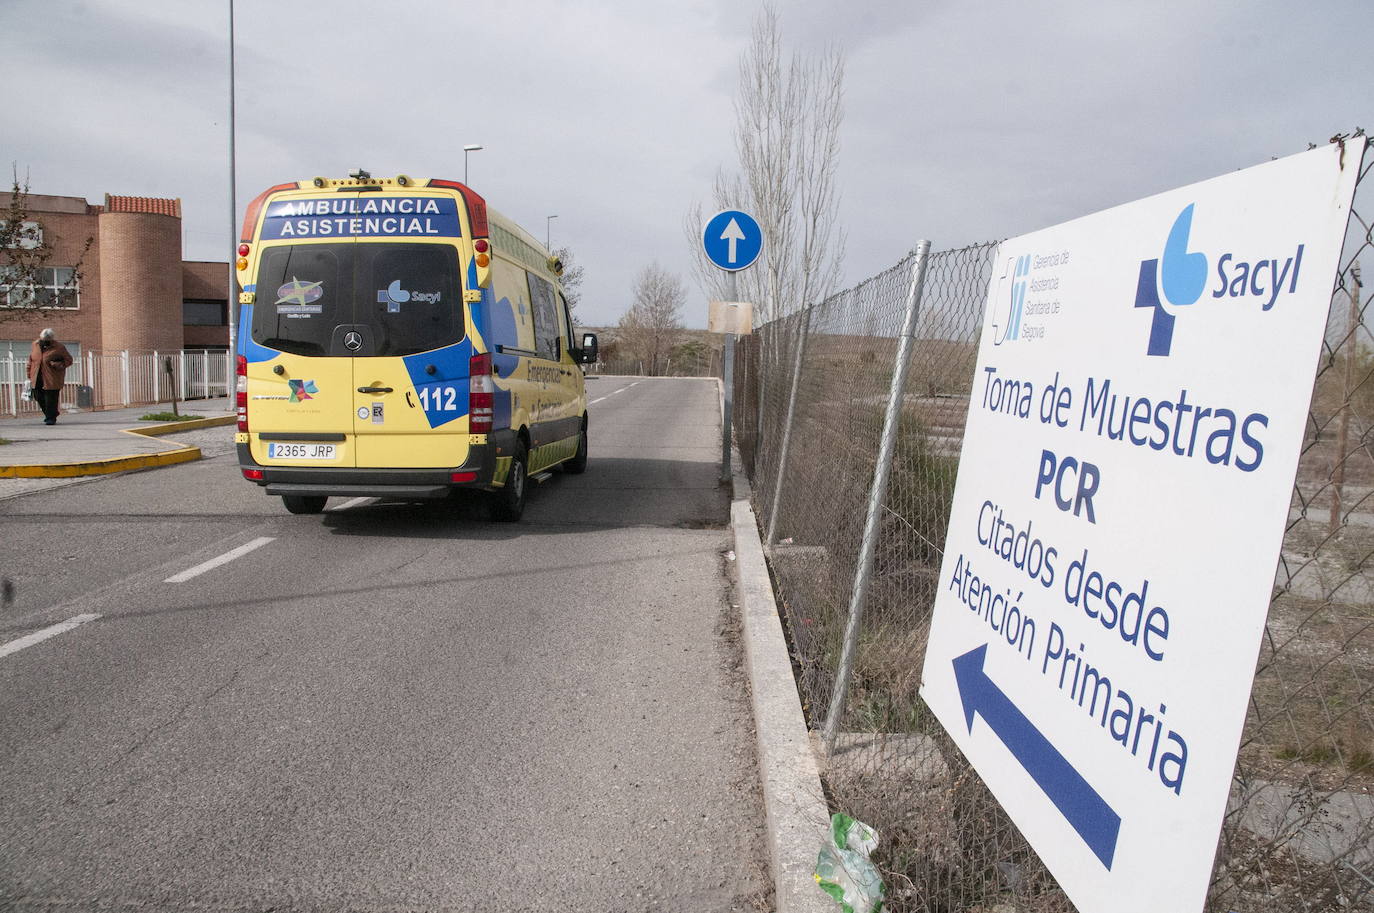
[471,237,492,290]
[236,355,248,432]
[469,353,494,434]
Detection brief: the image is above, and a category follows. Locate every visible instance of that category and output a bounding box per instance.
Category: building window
[0,266,79,309]
[527,273,560,361]
[0,220,43,250]
[183,298,227,326]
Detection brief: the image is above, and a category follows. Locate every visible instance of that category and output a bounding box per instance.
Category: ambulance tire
[283,494,327,515]
[563,419,588,474]
[490,441,528,522]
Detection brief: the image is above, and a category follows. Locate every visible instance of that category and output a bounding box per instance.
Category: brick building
[0,190,230,364]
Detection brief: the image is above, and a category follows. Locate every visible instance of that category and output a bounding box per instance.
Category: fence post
[721,333,735,484]
[6,353,17,418]
[765,304,814,546]
[821,241,933,749]
[1331,263,1362,535]
[153,350,161,403]
[756,323,769,452]
[120,350,130,406]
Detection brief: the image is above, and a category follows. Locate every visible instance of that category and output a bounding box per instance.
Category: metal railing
[0,348,232,417]
[735,137,1374,912]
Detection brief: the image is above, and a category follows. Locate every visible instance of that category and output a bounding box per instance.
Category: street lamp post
[227,0,238,369]
[546,214,558,251]
[463,144,482,185]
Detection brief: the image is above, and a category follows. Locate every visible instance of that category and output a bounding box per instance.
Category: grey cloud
[5,0,1371,329]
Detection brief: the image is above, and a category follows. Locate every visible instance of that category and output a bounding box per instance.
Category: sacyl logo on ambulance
[376,279,441,313]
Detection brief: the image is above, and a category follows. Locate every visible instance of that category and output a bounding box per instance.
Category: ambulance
[234,172,596,521]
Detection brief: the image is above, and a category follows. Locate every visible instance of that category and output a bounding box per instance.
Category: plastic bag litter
[814,813,885,913]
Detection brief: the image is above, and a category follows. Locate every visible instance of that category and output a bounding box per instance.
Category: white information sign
[709,299,754,335]
[919,139,1365,913]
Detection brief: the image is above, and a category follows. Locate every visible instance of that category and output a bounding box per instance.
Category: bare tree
[687,3,845,325]
[0,167,91,324]
[617,262,685,376]
[551,245,584,315]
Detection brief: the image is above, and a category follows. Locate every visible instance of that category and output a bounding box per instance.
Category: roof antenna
[349,168,371,181]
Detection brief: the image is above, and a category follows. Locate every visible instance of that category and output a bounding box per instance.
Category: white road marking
[589,381,642,405]
[0,613,101,660]
[327,497,373,512]
[164,536,276,584]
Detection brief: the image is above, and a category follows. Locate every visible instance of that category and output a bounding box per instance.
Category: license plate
[267,442,336,460]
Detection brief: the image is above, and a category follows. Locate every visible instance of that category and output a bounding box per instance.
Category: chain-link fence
[736,137,1373,913]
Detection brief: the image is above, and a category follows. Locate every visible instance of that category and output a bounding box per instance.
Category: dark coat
[27,339,74,390]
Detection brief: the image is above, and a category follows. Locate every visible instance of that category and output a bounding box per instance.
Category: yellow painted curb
[0,414,234,478]
[132,415,237,436]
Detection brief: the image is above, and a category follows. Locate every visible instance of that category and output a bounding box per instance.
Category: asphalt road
[0,377,770,912]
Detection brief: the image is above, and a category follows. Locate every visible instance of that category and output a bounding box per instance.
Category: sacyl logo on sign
[992,251,1065,346]
[993,255,1032,345]
[1133,204,1306,357]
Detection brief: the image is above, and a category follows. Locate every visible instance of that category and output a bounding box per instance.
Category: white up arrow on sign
[721,218,746,265]
[702,209,761,272]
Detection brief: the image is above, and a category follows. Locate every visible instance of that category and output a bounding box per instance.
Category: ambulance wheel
[283,495,327,515]
[490,442,528,522]
[563,420,588,474]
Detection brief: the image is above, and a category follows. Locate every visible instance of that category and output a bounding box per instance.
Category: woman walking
[27,328,73,425]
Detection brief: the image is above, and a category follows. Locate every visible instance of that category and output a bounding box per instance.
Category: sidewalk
[0,397,234,478]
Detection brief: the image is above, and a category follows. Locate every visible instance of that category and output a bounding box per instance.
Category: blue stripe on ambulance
[402,340,476,428]
[237,303,280,364]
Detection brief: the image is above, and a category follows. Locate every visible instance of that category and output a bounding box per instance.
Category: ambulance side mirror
[576,333,599,365]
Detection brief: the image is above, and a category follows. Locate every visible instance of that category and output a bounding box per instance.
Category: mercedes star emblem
[344,331,363,352]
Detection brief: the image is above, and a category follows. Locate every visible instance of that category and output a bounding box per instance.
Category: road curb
[731,492,832,913]
[0,415,233,478]
[132,415,236,436]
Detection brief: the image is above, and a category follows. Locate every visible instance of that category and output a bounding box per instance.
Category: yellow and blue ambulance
[234,172,596,520]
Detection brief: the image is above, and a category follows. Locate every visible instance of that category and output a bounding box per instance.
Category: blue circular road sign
[702,210,763,272]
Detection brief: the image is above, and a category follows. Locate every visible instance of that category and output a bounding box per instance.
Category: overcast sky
[4,0,1371,328]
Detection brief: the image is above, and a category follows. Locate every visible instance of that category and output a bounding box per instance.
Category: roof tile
[103,194,181,218]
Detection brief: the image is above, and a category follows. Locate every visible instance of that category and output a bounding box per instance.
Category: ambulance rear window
[252,242,463,357]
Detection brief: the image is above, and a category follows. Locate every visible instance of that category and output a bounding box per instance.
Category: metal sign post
[703,211,762,485]
[721,272,737,485]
